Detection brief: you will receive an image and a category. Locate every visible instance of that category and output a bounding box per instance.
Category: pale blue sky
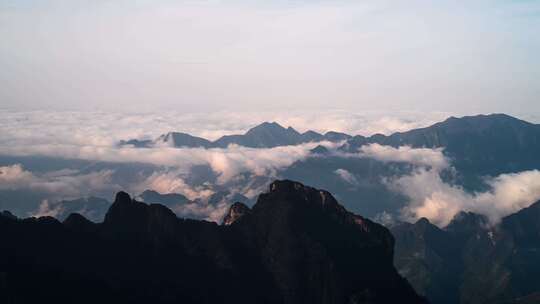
[1,0,539,114]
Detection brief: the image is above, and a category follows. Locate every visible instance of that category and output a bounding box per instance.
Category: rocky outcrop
[0,180,425,304]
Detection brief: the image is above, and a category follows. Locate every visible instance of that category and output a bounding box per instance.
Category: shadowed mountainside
[391,200,540,304]
[0,180,426,304]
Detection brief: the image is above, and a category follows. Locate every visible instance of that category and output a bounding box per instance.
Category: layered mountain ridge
[0,180,426,304]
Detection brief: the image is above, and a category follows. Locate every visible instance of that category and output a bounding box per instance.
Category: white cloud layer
[137,171,215,201]
[394,169,540,227]
[0,109,452,145]
[357,144,449,170]
[2,110,540,224]
[351,143,540,227]
[0,110,444,191]
[0,164,119,199]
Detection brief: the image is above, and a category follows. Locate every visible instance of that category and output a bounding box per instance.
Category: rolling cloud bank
[1,110,540,226]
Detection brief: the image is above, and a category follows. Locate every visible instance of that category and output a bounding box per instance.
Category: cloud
[3,110,540,225]
[2,110,446,187]
[349,143,540,227]
[0,164,120,199]
[172,201,230,223]
[0,109,451,146]
[0,163,34,187]
[393,168,540,227]
[373,211,396,227]
[136,171,214,201]
[1,138,338,187]
[357,143,449,171]
[32,199,63,218]
[334,169,358,185]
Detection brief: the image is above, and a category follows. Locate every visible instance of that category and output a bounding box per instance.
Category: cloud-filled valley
[1,110,540,227]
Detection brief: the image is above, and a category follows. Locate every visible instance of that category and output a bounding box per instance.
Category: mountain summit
[0,180,426,304]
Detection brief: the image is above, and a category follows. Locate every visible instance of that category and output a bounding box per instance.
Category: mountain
[391,218,462,304]
[136,189,190,208]
[117,138,153,148]
[206,190,250,206]
[121,121,352,149]
[341,114,540,188]
[391,200,540,304]
[0,180,426,304]
[57,197,111,222]
[156,132,213,148]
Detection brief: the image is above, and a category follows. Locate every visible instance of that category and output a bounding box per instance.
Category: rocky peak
[267,180,341,209]
[157,132,212,148]
[63,212,96,232]
[310,145,330,155]
[412,217,437,232]
[263,180,385,236]
[103,191,178,239]
[1,180,426,304]
[445,211,489,234]
[222,202,251,226]
[246,121,288,135]
[300,130,324,142]
[323,131,352,141]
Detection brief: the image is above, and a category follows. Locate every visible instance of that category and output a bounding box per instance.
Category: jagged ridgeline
[120,121,351,148]
[0,180,427,304]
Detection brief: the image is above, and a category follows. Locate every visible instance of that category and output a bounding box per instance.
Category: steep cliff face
[0,180,426,304]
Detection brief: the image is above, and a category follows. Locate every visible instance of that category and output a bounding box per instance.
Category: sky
[1,0,539,114]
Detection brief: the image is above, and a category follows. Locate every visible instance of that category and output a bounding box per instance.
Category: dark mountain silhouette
[120,121,352,149]
[391,200,540,304]
[0,180,426,304]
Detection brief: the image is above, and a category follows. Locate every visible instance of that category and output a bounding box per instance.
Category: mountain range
[391,199,540,304]
[120,113,540,191]
[120,121,352,148]
[0,180,426,304]
[339,114,540,189]
[3,113,540,303]
[5,113,540,223]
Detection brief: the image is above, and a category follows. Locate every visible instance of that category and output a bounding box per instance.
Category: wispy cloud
[334,168,359,186]
[357,143,449,170]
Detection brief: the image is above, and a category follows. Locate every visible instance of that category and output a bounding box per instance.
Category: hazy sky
[1,0,539,114]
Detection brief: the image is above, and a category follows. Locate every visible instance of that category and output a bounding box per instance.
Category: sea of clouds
[1,109,540,225]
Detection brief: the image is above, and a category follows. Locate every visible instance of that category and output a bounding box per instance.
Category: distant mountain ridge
[0,180,426,304]
[120,121,351,148]
[119,114,540,179]
[340,114,540,184]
